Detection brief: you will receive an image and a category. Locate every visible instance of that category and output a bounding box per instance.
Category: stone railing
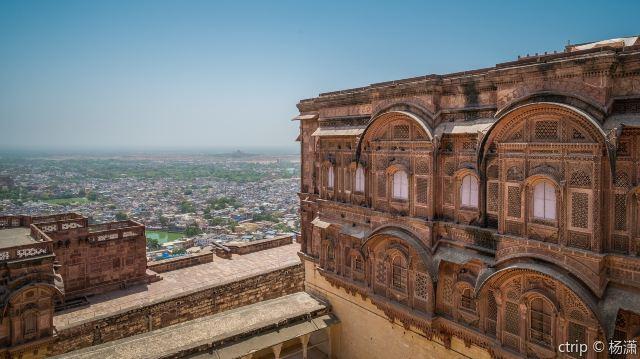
[32,217,88,234]
[88,220,142,233]
[30,212,84,224]
[86,223,145,243]
[0,215,24,229]
[224,234,293,255]
[147,250,213,273]
[0,239,53,262]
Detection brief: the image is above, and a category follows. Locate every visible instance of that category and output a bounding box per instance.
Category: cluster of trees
[147,237,162,251]
[0,185,99,204]
[207,196,240,210]
[115,211,128,221]
[252,210,281,223]
[273,222,294,233]
[184,223,202,237]
[208,217,237,230]
[179,201,196,213]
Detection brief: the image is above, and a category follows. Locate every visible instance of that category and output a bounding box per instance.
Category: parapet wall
[147,250,213,273]
[48,263,305,356]
[225,234,293,255]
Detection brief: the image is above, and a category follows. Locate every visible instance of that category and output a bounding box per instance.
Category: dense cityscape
[0,150,300,260]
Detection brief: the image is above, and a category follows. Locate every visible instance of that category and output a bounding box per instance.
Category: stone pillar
[325,327,333,358]
[586,327,598,359]
[272,343,283,359]
[495,291,503,343]
[300,333,311,359]
[519,302,528,354]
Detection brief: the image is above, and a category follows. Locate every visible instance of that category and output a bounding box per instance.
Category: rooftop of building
[53,242,301,330]
[297,35,640,106]
[0,227,36,249]
[53,292,332,359]
[566,35,640,52]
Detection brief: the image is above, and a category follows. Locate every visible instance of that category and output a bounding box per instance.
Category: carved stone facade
[296,38,640,358]
[0,213,147,358]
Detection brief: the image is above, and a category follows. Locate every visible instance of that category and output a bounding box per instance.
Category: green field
[146,230,184,244]
[44,197,90,205]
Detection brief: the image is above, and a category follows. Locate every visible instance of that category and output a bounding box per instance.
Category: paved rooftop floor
[53,292,327,359]
[54,242,301,330]
[0,227,35,249]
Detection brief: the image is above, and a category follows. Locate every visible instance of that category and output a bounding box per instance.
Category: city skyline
[1,0,639,151]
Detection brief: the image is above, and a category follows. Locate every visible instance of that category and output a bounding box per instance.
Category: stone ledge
[51,292,330,359]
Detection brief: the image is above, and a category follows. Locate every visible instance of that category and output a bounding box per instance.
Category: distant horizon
[0,145,300,157]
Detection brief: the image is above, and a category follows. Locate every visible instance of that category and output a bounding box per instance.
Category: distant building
[295,37,640,358]
[0,176,14,190]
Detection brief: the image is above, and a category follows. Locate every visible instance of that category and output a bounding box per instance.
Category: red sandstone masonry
[214,235,294,258]
[225,235,293,255]
[47,263,304,356]
[147,250,213,273]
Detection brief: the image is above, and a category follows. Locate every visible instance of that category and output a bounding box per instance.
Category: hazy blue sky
[0,0,638,152]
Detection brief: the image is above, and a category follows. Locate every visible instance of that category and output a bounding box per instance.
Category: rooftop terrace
[54,242,301,330]
[0,227,36,249]
[54,292,331,359]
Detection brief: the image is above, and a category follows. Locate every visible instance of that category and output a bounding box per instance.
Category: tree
[180,201,196,213]
[78,188,86,197]
[87,192,98,201]
[147,238,162,251]
[184,223,202,237]
[158,215,169,226]
[172,248,187,255]
[274,223,293,233]
[115,211,128,221]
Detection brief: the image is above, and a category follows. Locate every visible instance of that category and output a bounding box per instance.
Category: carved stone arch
[3,283,62,310]
[478,266,601,319]
[382,243,411,265]
[355,110,434,161]
[477,261,601,323]
[362,225,430,268]
[524,174,563,192]
[490,253,602,299]
[519,288,561,315]
[385,162,410,176]
[495,91,606,123]
[478,102,611,175]
[371,102,436,128]
[362,226,436,314]
[452,167,478,181]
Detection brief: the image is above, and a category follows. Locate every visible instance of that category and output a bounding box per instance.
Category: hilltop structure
[0,214,318,359]
[295,36,640,358]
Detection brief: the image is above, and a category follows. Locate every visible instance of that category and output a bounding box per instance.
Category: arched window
[327,243,334,260]
[327,166,334,188]
[23,311,37,336]
[392,170,408,200]
[355,166,365,192]
[533,181,556,220]
[529,298,553,347]
[460,175,479,208]
[459,288,476,312]
[353,255,364,273]
[391,255,407,291]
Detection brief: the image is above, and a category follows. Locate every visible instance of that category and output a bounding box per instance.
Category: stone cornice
[297,47,640,113]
